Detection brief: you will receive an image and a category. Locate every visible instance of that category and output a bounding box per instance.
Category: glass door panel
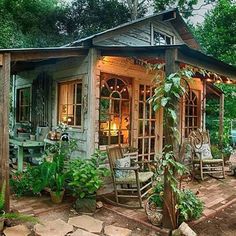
[137,84,157,161]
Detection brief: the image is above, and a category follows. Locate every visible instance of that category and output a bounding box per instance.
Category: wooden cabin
[1,8,236,161]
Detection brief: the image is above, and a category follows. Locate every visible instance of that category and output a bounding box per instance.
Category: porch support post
[219,93,224,148]
[163,48,179,229]
[202,79,207,130]
[0,53,11,212]
[86,48,98,157]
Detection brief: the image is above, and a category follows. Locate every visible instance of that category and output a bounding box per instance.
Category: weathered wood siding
[15,55,91,157]
[93,18,183,46]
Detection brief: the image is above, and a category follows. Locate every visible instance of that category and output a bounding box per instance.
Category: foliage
[10,137,74,196]
[60,0,131,40]
[148,63,205,228]
[178,189,204,222]
[194,0,236,65]
[67,149,109,199]
[153,0,215,19]
[0,0,69,48]
[10,165,43,196]
[149,182,164,207]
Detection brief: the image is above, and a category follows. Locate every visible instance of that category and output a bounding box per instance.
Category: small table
[9,139,44,172]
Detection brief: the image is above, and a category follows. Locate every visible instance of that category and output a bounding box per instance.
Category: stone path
[5,215,132,236]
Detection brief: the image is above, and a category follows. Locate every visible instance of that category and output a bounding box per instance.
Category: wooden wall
[93,17,183,46]
[15,55,90,157]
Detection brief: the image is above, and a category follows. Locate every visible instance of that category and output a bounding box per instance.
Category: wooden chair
[188,129,225,181]
[106,145,154,208]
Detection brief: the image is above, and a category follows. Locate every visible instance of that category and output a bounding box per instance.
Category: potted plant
[49,173,65,204]
[67,150,109,213]
[0,182,38,231]
[145,181,164,226]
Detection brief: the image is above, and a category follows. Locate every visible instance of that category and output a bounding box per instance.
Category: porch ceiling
[96,44,236,81]
[0,47,89,74]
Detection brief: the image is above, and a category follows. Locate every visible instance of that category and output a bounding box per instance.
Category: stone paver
[34,219,73,236]
[104,225,132,236]
[68,215,103,233]
[69,229,98,236]
[3,225,31,236]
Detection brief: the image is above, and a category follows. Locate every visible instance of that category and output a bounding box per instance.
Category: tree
[61,0,131,40]
[194,0,236,65]
[125,0,148,20]
[153,0,216,18]
[0,0,69,48]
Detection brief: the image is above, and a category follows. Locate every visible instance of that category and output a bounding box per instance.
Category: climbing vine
[147,63,205,228]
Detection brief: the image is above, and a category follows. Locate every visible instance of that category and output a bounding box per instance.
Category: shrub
[178,189,204,223]
[67,150,109,199]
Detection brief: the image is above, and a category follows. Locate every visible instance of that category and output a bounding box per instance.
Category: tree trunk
[162,49,179,229]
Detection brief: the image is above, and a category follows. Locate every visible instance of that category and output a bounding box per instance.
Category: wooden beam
[0,53,11,212]
[11,50,88,62]
[100,48,166,58]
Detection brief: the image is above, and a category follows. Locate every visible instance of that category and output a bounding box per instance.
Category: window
[58,80,82,127]
[153,31,172,45]
[16,87,31,122]
[99,75,131,146]
[184,90,200,137]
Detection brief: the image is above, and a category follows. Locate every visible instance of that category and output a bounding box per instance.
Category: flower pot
[145,194,163,226]
[50,189,65,204]
[74,195,97,213]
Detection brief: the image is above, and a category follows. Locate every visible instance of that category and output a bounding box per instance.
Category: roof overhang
[0,47,89,63]
[95,44,236,80]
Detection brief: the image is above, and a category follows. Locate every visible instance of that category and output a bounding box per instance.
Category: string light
[206,78,213,82]
[226,78,232,84]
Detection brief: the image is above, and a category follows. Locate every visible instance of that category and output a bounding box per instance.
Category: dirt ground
[193,203,236,236]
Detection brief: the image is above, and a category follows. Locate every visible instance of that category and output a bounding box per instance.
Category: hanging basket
[145,194,163,226]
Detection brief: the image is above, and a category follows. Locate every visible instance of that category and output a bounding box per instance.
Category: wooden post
[219,93,224,148]
[162,49,179,229]
[202,79,207,130]
[86,48,98,157]
[0,53,11,212]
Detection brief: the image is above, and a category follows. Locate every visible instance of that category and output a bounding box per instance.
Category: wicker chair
[188,129,225,180]
[106,145,154,208]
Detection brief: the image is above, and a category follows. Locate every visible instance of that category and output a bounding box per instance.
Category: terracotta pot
[50,189,65,204]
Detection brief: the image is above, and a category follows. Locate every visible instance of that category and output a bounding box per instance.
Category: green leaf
[164,83,172,92]
[168,109,177,121]
[161,97,169,107]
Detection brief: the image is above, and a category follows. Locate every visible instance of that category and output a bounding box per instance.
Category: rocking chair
[106,145,154,208]
[188,129,225,180]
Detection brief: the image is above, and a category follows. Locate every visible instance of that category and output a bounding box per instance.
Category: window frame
[184,89,201,137]
[57,79,83,129]
[16,86,32,123]
[99,74,132,147]
[150,23,174,46]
